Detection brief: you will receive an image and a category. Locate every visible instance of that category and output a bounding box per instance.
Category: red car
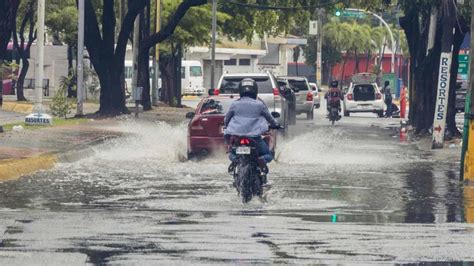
[186,95,278,160]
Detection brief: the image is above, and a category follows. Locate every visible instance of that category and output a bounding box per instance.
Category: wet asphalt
[0,104,473,265]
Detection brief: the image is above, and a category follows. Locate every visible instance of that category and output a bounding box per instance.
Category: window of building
[224,59,237,66]
[239,59,251,66]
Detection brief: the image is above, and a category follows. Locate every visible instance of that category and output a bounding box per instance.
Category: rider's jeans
[228,136,273,163]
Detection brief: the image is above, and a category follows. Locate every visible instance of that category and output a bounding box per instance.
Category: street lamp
[210,0,217,92]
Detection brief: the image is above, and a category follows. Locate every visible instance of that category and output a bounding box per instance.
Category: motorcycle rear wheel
[237,163,253,203]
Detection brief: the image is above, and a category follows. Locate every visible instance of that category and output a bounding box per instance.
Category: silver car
[278,76,315,120]
[216,72,290,134]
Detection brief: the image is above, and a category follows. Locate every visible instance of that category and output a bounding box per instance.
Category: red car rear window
[199,98,234,115]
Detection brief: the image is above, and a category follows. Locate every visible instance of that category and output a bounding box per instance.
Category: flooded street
[0,108,473,265]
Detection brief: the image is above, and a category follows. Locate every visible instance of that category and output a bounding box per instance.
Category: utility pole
[76,0,85,117]
[316,8,322,88]
[132,14,140,102]
[210,0,217,92]
[462,0,474,182]
[432,0,456,149]
[152,0,161,106]
[25,0,52,125]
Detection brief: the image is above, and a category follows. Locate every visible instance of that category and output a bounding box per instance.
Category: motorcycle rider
[224,78,280,180]
[326,80,343,119]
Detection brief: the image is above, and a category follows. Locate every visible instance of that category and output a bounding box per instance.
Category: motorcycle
[228,136,265,203]
[328,103,341,125]
[227,124,282,203]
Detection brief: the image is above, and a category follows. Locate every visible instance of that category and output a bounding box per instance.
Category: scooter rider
[224,78,280,177]
[326,80,343,118]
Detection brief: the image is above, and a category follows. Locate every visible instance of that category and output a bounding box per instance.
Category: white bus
[124,60,204,96]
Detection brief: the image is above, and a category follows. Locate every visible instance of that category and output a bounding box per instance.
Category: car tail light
[213,89,220,95]
[240,138,250,145]
[347,93,353,100]
[306,92,313,101]
[376,93,382,100]
[190,118,205,135]
[273,88,280,96]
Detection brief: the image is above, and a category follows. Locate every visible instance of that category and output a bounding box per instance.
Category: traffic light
[335,9,341,17]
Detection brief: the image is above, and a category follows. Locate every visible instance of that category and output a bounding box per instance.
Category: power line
[226,1,343,11]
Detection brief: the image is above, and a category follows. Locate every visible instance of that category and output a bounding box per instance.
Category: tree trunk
[67,44,77,98]
[339,52,348,88]
[16,58,28,101]
[176,43,182,107]
[446,18,469,137]
[401,3,440,134]
[138,1,151,111]
[354,49,359,74]
[96,62,129,115]
[365,50,371,72]
[0,0,20,105]
[159,53,175,105]
[159,43,183,107]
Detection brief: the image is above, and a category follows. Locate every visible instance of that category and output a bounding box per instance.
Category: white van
[181,60,205,95]
[124,60,159,93]
[124,60,204,96]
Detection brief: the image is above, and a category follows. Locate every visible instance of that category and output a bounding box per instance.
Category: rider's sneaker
[228,162,236,174]
[257,156,269,175]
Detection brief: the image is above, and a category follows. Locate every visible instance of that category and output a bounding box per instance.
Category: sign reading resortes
[432,52,452,149]
[25,113,53,125]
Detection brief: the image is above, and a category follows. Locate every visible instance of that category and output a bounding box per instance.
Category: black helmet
[384,80,390,86]
[239,78,258,99]
[330,80,338,88]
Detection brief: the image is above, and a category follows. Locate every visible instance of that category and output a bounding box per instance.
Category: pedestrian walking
[383,80,393,118]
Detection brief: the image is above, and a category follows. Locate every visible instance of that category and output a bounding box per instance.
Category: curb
[182,95,200,100]
[2,102,34,114]
[0,153,57,181]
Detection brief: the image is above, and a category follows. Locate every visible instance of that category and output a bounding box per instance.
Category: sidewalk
[0,100,192,181]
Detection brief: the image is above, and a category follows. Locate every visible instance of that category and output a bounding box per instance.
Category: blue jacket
[224,97,278,137]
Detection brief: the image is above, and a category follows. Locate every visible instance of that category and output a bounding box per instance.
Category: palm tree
[348,23,371,74]
[373,26,392,76]
[323,19,351,86]
[365,26,384,72]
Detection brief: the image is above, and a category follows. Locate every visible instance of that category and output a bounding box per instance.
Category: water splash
[94,120,189,163]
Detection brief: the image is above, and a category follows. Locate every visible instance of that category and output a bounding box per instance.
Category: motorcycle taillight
[240,138,251,145]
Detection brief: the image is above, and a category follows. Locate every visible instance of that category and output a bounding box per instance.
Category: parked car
[186,95,278,159]
[343,73,385,117]
[309,82,321,109]
[456,81,467,113]
[216,72,290,134]
[277,76,315,120]
[277,79,297,125]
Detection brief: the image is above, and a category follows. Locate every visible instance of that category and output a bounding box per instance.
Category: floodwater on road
[0,116,473,265]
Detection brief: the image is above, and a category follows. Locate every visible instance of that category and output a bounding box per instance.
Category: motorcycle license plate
[236,146,251,155]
